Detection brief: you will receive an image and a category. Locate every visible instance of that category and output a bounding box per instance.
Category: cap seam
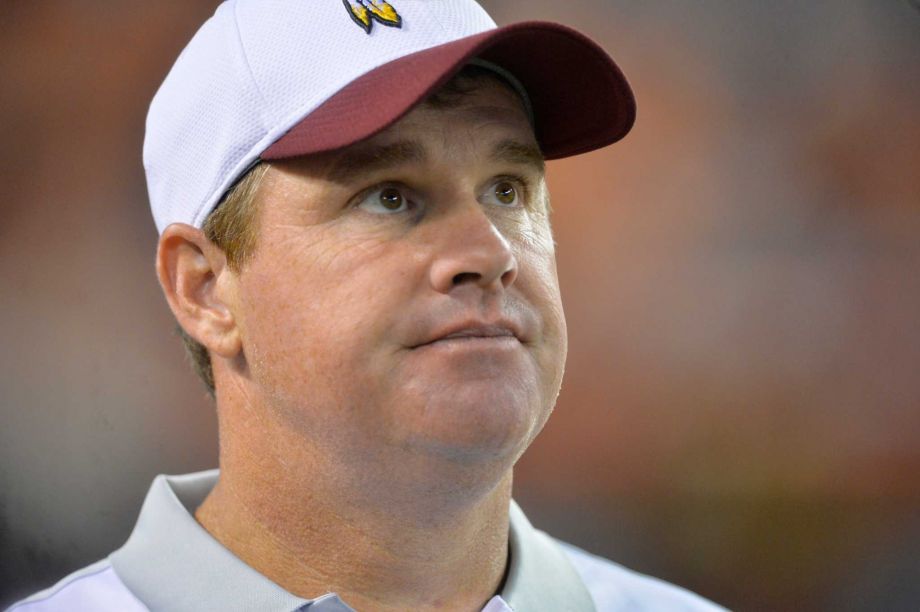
[231,0,271,110]
[188,0,272,229]
[427,0,455,40]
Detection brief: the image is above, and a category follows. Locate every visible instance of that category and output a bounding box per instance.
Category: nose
[428,205,518,294]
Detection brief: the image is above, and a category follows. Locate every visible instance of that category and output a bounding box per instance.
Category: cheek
[517,219,566,339]
[235,230,415,407]
[534,268,567,394]
[512,225,567,394]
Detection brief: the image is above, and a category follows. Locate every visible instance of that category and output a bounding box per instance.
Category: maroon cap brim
[261,21,635,161]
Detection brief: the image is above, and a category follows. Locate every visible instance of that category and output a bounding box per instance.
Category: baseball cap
[144,0,635,234]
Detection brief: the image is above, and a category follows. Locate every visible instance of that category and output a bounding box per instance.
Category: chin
[397,385,545,467]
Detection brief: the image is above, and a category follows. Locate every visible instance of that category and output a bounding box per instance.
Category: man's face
[230,78,567,475]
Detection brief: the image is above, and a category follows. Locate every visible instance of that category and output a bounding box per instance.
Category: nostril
[452,272,481,286]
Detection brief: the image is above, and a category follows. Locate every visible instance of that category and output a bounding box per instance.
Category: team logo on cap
[343,0,402,33]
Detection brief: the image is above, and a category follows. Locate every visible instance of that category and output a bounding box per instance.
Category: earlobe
[156,223,242,359]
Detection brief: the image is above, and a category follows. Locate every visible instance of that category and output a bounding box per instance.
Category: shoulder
[557,541,727,612]
[6,559,147,612]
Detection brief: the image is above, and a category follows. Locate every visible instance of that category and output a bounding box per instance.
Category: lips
[412,320,524,348]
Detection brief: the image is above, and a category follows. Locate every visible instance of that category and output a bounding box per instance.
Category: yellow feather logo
[343,0,402,34]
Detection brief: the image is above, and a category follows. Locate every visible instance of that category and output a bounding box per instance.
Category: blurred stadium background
[1,1,918,609]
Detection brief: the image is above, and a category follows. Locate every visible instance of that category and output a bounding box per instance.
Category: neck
[196,390,514,612]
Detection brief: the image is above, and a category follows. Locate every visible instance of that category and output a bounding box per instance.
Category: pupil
[380,188,403,210]
[496,183,515,204]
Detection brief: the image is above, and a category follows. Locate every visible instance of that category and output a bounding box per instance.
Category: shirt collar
[110,470,594,611]
[504,500,595,610]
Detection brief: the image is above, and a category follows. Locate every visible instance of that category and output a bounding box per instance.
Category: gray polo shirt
[9,470,725,611]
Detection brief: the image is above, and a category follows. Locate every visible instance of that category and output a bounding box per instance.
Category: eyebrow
[490,139,545,175]
[324,138,545,184]
[326,141,426,183]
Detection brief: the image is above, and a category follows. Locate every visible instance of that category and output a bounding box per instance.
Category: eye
[356,185,411,214]
[494,181,517,205]
[482,178,524,208]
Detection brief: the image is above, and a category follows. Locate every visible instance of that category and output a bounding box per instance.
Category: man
[11,1,724,610]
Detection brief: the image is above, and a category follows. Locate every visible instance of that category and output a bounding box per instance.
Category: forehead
[399,74,535,141]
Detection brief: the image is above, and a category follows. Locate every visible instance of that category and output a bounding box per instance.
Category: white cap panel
[145,0,499,234]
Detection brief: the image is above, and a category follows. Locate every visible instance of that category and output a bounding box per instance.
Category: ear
[156,223,241,359]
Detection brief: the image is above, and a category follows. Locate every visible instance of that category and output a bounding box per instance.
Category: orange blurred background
[1,2,918,610]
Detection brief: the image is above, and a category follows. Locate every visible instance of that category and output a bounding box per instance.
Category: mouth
[412,322,524,349]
